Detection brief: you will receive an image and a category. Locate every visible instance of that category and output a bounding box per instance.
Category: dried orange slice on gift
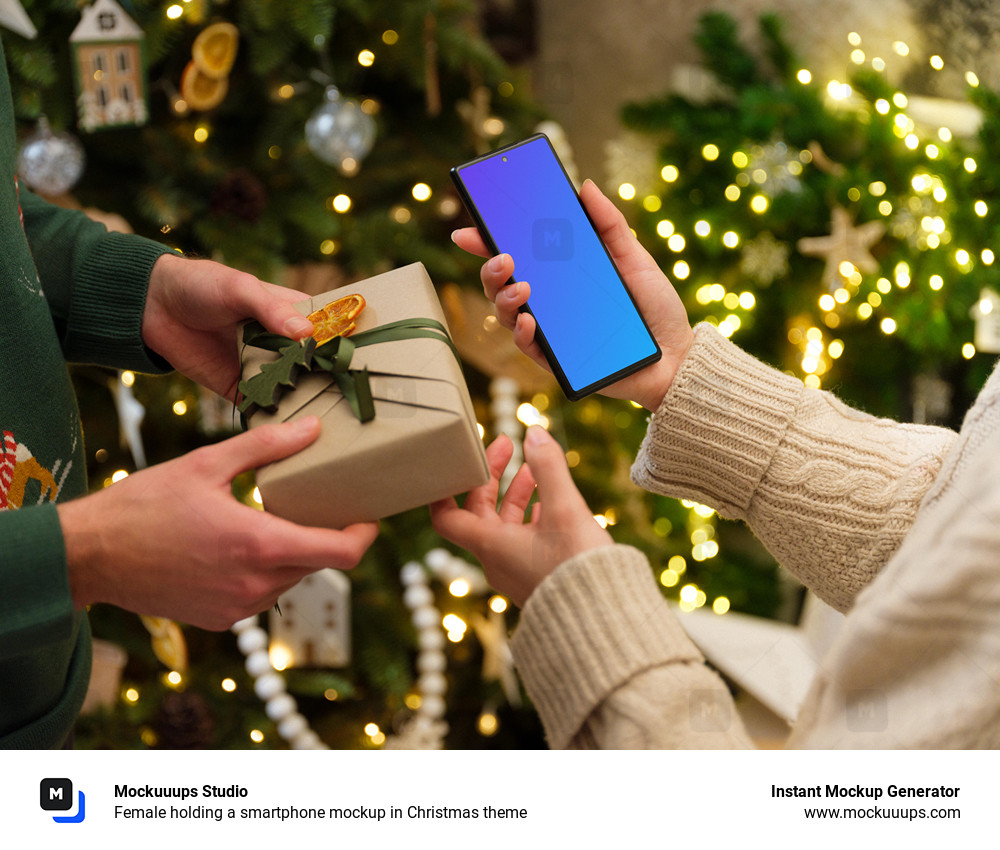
[307,294,366,343]
[192,22,240,78]
[180,60,229,110]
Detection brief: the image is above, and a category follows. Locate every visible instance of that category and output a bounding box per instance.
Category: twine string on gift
[237,316,459,425]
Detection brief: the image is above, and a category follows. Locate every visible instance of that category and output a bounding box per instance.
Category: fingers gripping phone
[451,133,661,400]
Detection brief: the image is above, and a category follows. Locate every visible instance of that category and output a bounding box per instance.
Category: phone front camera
[502,156,508,162]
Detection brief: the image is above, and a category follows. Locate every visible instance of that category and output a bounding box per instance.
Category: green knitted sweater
[0,41,172,748]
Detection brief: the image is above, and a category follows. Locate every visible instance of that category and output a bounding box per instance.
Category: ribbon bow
[237,317,458,424]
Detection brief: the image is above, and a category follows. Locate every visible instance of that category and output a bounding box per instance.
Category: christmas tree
[9,0,554,750]
[12,3,999,749]
[596,10,1000,646]
[614,12,998,418]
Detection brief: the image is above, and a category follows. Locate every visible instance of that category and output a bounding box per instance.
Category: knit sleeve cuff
[510,544,704,749]
[0,503,75,658]
[631,322,804,520]
[63,231,175,373]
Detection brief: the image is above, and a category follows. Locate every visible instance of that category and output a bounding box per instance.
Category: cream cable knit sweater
[510,324,1000,748]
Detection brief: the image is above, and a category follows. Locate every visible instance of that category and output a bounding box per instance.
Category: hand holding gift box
[239,263,489,529]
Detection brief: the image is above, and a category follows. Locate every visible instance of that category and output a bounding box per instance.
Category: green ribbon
[238,316,458,424]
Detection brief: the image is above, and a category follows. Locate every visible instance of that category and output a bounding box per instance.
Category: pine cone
[210,168,268,222]
[153,691,216,749]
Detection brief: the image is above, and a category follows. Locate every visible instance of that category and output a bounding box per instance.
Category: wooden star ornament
[797,206,885,291]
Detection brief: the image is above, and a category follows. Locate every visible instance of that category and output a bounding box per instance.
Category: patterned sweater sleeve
[631,324,958,612]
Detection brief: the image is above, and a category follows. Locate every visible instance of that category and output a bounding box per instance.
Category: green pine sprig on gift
[237,333,316,412]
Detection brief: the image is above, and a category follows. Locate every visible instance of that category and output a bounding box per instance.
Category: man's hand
[142,253,315,400]
[430,426,612,607]
[59,416,378,631]
[452,179,694,412]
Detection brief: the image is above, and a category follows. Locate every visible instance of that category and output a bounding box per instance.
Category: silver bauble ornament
[17,116,85,196]
[305,86,375,173]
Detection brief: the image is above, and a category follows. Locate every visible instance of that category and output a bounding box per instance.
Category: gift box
[239,263,490,528]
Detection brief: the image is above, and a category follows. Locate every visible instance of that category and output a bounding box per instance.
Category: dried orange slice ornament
[307,294,366,343]
[192,22,240,78]
[180,60,228,110]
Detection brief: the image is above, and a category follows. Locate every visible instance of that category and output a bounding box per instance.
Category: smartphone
[451,133,661,400]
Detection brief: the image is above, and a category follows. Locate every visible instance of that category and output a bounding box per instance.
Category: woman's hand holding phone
[452,179,694,412]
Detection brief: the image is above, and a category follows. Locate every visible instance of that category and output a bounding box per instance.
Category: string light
[268,644,292,671]
[448,578,471,598]
[477,711,499,736]
[442,613,467,642]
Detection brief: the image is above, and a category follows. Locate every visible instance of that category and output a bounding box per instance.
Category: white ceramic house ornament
[69,0,149,131]
[268,569,351,668]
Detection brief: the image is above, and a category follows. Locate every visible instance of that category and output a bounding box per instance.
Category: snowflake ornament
[740,232,791,285]
[741,141,805,198]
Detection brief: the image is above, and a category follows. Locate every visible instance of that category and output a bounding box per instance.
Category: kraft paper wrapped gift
[239,263,490,528]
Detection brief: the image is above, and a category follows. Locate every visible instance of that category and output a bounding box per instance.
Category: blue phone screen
[455,135,659,396]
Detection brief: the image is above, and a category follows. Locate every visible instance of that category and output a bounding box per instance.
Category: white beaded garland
[230,616,328,750]
[253,672,286,701]
[418,629,446,651]
[244,649,272,678]
[277,713,309,740]
[232,549,490,751]
[236,628,267,655]
[420,695,446,719]
[412,605,440,631]
[418,673,448,696]
[403,584,434,610]
[416,652,447,674]
[264,693,297,722]
[489,377,523,492]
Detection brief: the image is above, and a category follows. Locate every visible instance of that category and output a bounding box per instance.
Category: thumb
[197,416,322,480]
[243,280,314,340]
[522,426,586,514]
